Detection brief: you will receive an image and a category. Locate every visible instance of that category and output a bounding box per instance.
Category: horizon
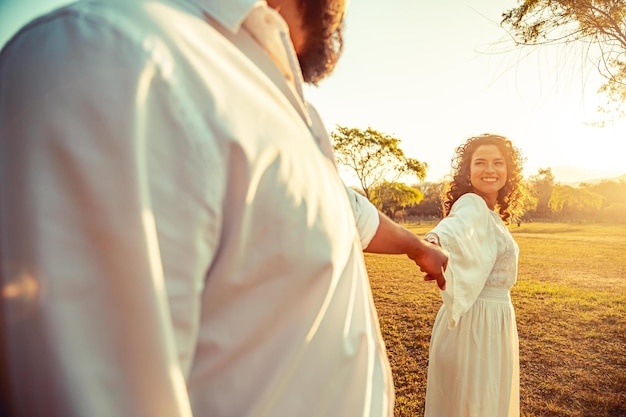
[339,164,626,190]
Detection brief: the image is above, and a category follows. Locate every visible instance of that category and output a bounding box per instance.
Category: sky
[1,0,624,184]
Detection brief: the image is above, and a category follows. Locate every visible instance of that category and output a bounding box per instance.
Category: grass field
[366,222,626,417]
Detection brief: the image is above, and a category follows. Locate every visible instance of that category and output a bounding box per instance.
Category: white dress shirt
[0,0,391,416]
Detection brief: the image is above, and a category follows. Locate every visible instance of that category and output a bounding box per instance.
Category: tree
[331,125,428,199]
[600,203,626,223]
[579,178,626,222]
[501,0,626,120]
[408,181,445,219]
[548,184,605,221]
[527,168,556,219]
[370,181,423,220]
[515,180,539,222]
[581,178,626,205]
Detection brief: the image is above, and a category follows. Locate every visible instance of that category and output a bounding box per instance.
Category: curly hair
[442,134,525,224]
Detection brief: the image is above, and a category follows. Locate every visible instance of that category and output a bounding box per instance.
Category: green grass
[366,222,626,417]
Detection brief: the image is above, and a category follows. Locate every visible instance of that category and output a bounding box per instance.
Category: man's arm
[344,188,447,290]
[364,212,447,290]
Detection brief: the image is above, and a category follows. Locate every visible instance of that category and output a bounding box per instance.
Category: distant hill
[550,166,626,185]
[568,174,626,186]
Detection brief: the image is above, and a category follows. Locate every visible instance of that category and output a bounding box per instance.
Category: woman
[423,134,524,417]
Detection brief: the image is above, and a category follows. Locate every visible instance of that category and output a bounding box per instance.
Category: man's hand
[407,239,448,291]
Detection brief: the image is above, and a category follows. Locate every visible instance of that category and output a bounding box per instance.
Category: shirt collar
[186,0,324,163]
[188,0,308,115]
[190,0,263,33]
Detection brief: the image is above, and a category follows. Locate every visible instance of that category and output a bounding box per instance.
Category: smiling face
[469,144,508,209]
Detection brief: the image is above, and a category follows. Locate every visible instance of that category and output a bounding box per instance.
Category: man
[0,0,447,416]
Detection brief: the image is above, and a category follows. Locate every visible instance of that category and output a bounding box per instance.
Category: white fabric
[0,0,389,416]
[306,101,379,249]
[424,193,520,417]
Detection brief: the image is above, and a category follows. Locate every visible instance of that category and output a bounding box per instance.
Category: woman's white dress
[424,193,520,417]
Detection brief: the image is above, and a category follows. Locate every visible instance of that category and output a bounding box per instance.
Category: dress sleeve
[429,193,497,328]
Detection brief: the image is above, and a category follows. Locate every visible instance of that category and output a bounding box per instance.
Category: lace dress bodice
[484,211,518,289]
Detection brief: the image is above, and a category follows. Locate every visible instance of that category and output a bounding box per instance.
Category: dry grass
[366,222,626,417]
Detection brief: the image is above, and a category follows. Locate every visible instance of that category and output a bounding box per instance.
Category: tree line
[332,126,626,224]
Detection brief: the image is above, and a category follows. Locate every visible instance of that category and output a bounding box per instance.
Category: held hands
[407,239,448,291]
[363,212,447,290]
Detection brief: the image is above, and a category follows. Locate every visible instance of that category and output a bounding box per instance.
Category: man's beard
[297,0,344,85]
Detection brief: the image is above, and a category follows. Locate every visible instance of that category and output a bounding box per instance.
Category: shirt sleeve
[344,186,380,248]
[0,12,212,417]
[428,193,497,328]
